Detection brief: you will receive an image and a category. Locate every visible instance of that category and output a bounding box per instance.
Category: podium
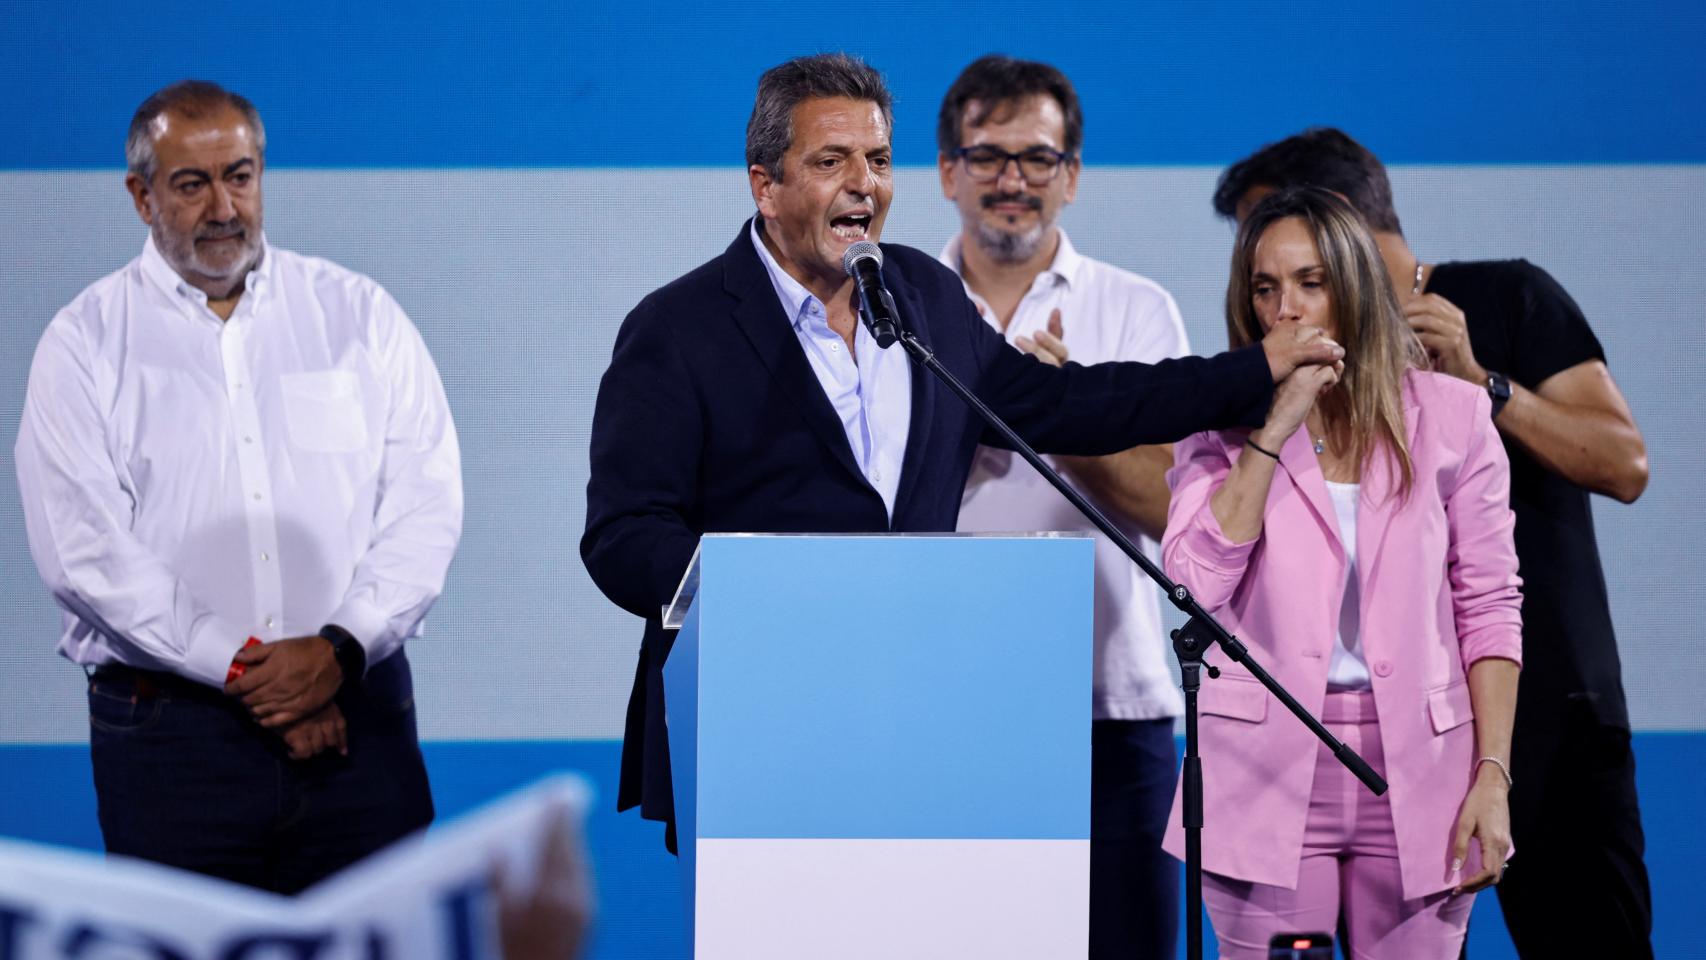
[661,533,1093,959]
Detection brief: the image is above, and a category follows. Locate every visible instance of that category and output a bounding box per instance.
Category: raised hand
[1254,358,1342,451]
[1015,308,1069,367]
[1406,293,1486,384]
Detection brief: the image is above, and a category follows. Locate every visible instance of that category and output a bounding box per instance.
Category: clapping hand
[1016,308,1069,367]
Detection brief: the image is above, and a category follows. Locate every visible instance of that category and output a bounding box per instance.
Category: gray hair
[126,80,266,182]
[745,53,892,182]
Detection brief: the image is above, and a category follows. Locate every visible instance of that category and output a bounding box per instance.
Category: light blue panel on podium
[663,534,1094,958]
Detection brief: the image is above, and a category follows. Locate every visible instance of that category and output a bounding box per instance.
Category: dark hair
[1212,127,1401,234]
[745,53,893,182]
[936,54,1083,157]
[126,80,266,183]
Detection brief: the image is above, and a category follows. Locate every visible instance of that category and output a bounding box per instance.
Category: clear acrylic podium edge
[659,531,1085,630]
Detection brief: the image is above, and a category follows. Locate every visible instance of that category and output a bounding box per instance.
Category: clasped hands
[1007,312,1345,451]
[224,635,347,761]
[1248,321,1346,447]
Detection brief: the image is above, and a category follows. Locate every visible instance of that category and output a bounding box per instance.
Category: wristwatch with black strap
[320,623,368,687]
[1486,370,1512,419]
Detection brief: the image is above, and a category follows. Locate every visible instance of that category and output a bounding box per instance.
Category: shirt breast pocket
[279,370,369,453]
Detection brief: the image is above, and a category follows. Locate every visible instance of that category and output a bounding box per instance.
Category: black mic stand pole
[891,327,1387,960]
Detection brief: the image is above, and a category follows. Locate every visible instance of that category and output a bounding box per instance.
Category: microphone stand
[890,326,1387,960]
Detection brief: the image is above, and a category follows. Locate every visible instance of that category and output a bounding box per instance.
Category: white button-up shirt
[751,220,911,518]
[15,236,463,687]
[945,230,1191,720]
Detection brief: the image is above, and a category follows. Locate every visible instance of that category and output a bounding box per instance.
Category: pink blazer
[1160,369,1522,900]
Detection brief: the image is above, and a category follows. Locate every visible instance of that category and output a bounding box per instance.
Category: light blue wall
[5,164,1702,741]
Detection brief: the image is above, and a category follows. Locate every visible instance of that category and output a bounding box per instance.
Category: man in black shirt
[1213,128,1653,959]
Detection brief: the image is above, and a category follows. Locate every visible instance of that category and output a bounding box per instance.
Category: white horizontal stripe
[694,838,1087,959]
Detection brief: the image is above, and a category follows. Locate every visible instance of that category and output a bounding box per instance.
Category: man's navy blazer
[581,221,1274,845]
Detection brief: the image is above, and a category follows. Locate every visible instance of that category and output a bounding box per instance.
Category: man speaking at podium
[581,53,1342,853]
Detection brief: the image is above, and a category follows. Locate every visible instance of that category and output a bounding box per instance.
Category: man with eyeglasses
[939,55,1189,960]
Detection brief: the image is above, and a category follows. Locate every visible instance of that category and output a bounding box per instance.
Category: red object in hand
[226,637,263,684]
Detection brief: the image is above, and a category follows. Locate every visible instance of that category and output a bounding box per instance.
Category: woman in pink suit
[1161,187,1521,958]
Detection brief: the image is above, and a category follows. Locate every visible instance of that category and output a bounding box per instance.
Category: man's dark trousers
[87,650,433,894]
[1091,717,1179,959]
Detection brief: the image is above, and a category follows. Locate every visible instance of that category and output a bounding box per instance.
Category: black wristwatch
[320,623,367,686]
[1486,371,1512,419]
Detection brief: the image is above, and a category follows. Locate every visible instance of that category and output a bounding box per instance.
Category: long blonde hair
[1225,187,1427,498]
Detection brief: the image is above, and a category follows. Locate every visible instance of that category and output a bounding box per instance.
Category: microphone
[841,240,900,349]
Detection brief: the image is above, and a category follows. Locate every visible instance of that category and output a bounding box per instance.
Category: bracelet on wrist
[225,636,263,685]
[1476,755,1513,789]
[1245,438,1281,461]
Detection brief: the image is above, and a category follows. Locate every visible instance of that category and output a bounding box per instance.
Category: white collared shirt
[750,220,911,519]
[14,236,463,687]
[944,230,1191,720]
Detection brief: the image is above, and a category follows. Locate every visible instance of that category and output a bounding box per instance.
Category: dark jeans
[1091,717,1180,960]
[87,650,434,895]
[1495,708,1653,959]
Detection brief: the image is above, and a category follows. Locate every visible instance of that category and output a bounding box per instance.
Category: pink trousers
[1202,690,1475,960]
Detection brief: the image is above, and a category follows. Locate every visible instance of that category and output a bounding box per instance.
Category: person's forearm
[1056,444,1173,541]
[987,344,1274,456]
[581,515,700,621]
[1496,383,1648,502]
[1207,444,1279,544]
[16,329,252,685]
[1466,656,1520,777]
[330,476,461,664]
[1452,654,1519,889]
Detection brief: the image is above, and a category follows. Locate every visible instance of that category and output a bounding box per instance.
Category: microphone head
[842,240,882,277]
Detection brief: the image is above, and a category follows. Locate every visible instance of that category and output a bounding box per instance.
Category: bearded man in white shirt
[939,56,1189,959]
[14,81,462,894]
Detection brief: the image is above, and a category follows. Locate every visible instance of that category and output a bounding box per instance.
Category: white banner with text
[0,775,593,960]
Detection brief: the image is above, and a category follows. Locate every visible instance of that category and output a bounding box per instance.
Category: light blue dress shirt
[750,220,912,519]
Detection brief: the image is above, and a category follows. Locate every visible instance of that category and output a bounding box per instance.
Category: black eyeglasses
[952,145,1073,185]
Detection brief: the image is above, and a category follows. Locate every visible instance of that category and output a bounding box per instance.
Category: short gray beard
[150,209,263,293]
[974,219,1049,264]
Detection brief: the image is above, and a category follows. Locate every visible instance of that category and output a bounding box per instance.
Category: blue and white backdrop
[2,2,1702,958]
